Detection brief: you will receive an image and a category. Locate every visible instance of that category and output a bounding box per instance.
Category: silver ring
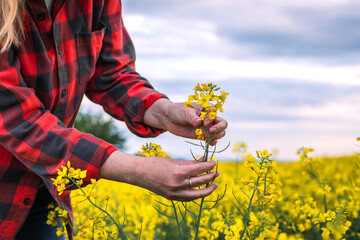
[189,177,193,188]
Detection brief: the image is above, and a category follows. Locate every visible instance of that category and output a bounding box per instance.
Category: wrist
[143,98,173,130]
[99,151,142,185]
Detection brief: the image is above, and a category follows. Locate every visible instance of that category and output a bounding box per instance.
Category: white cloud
[293,94,360,119]
[237,93,360,120]
[135,56,360,86]
[125,14,222,57]
[123,0,360,64]
[227,120,359,160]
[224,93,360,160]
[230,119,358,133]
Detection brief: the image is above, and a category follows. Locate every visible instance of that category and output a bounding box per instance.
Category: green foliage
[75,112,125,150]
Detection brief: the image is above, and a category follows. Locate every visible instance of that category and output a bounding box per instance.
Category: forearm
[99,151,142,185]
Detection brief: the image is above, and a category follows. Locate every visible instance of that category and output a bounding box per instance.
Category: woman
[0,0,227,239]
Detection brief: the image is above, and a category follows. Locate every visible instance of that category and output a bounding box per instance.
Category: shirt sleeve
[0,47,117,183]
[84,0,168,138]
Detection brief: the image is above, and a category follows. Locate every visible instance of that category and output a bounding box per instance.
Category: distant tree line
[74,112,125,150]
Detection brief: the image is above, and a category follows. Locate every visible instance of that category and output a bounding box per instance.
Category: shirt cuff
[68,133,118,182]
[124,92,168,138]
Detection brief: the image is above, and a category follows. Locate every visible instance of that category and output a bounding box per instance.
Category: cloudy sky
[83,0,360,161]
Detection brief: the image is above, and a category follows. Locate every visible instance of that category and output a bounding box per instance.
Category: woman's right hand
[100,151,219,201]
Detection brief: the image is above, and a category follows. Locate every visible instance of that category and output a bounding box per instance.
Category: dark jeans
[15,186,66,240]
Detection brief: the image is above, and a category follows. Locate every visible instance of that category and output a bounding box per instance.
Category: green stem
[71,179,128,240]
[260,165,270,212]
[240,159,265,239]
[309,162,328,212]
[172,201,182,238]
[194,125,211,240]
[234,152,240,184]
[202,125,210,162]
[194,197,205,240]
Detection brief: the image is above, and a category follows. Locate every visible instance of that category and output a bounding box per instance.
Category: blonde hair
[0,0,25,53]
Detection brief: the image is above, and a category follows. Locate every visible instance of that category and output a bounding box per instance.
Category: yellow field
[70,151,360,240]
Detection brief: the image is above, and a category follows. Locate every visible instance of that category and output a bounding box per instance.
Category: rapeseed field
[52,83,358,239]
[67,146,360,239]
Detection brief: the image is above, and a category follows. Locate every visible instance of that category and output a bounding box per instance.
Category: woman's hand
[144,98,228,145]
[100,98,227,200]
[100,151,219,201]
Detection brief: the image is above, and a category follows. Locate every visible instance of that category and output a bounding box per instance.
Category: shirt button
[36,13,46,21]
[61,89,66,98]
[57,45,62,55]
[23,198,32,206]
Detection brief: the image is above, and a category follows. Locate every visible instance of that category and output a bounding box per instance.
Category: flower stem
[309,162,328,212]
[260,166,270,212]
[71,179,128,240]
[240,159,265,239]
[194,125,211,240]
[194,198,205,240]
[172,200,182,238]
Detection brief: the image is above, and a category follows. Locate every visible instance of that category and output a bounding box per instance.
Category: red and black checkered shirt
[0,0,166,239]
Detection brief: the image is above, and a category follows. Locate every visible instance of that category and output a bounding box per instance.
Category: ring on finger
[188,177,193,188]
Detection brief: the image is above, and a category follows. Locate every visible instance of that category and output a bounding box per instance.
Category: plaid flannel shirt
[0,0,166,239]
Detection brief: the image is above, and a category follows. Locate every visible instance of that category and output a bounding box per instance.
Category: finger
[196,156,206,162]
[207,129,226,141]
[203,117,214,129]
[209,117,228,134]
[209,139,218,146]
[213,130,226,140]
[180,183,219,201]
[185,106,203,127]
[185,160,216,176]
[208,130,226,146]
[175,158,204,165]
[175,105,201,128]
[185,171,220,189]
[203,129,226,146]
[190,102,205,114]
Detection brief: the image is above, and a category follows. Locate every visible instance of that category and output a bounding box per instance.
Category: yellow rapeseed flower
[51,161,87,196]
[208,112,217,120]
[138,142,168,158]
[321,227,331,239]
[195,128,204,140]
[184,82,228,139]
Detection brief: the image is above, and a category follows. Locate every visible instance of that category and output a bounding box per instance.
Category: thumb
[185,107,203,127]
